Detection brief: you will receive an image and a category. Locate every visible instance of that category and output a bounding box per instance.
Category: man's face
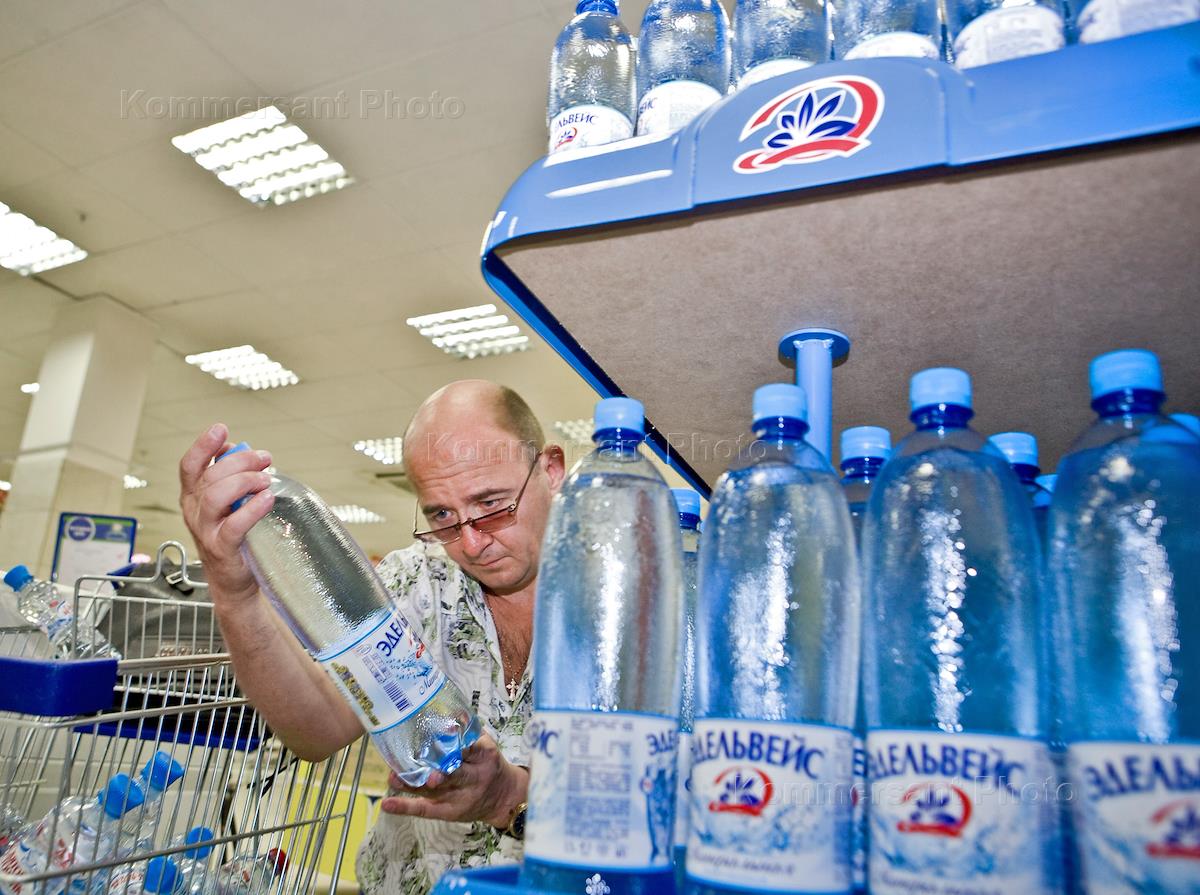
[406,427,564,596]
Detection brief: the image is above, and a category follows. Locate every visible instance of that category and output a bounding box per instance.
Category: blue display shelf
[431,867,530,895]
[479,25,1200,491]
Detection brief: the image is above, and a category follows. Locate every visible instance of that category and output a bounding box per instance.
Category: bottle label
[673,731,693,850]
[853,734,868,892]
[1068,740,1200,894]
[953,6,1064,68]
[737,58,814,90]
[314,606,445,734]
[549,104,633,154]
[1078,0,1200,42]
[686,718,854,892]
[845,31,941,61]
[44,595,74,642]
[524,710,678,871]
[867,730,1055,894]
[636,81,722,136]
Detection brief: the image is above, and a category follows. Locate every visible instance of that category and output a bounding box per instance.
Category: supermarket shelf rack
[0,541,368,895]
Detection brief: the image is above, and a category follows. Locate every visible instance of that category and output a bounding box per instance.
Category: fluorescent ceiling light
[354,438,403,466]
[20,383,39,394]
[184,345,299,390]
[553,418,594,445]
[123,475,148,490]
[406,303,532,360]
[0,202,87,275]
[171,105,354,207]
[331,505,386,524]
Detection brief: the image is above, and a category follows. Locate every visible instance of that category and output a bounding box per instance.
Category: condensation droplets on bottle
[830,0,941,61]
[548,0,637,153]
[219,443,481,787]
[733,0,830,88]
[636,0,730,137]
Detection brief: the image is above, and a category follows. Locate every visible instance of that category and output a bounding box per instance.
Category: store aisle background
[0,0,677,564]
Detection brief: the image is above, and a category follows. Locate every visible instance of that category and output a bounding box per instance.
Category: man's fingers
[216,490,275,551]
[379,795,456,821]
[198,470,272,527]
[180,424,227,492]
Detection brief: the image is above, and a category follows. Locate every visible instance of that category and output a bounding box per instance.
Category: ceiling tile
[0,277,72,339]
[305,410,412,444]
[142,344,232,405]
[0,0,139,65]
[0,121,68,192]
[264,373,417,420]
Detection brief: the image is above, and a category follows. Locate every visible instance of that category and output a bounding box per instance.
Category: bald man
[179,381,567,895]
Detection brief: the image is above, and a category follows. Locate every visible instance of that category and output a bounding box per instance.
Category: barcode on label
[382,679,411,713]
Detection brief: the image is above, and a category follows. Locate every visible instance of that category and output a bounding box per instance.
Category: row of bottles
[520,347,1198,894]
[107,843,286,895]
[547,0,1200,152]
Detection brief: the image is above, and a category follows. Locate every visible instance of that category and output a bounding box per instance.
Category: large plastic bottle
[2,566,119,659]
[1171,411,1200,440]
[830,0,941,60]
[220,444,480,787]
[945,0,1065,68]
[861,368,1057,894]
[1075,0,1199,43]
[732,0,829,88]
[0,775,146,895]
[548,0,637,154]
[688,384,859,895]
[840,425,891,545]
[839,425,889,895]
[636,0,730,137]
[671,487,702,893]
[523,397,682,895]
[1048,349,1200,893]
[168,828,215,895]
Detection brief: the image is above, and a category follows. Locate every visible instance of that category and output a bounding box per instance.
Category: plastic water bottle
[839,425,889,895]
[167,828,215,895]
[636,0,730,137]
[1075,0,1199,43]
[0,805,24,851]
[2,567,119,659]
[671,487,702,892]
[0,775,146,895]
[840,425,891,545]
[548,0,637,154]
[861,368,1057,894]
[830,0,941,60]
[523,397,683,894]
[213,849,285,895]
[1047,349,1200,893]
[220,444,480,787]
[945,0,1066,68]
[1171,411,1200,439]
[732,0,829,89]
[688,384,859,895]
[117,754,185,858]
[105,856,177,895]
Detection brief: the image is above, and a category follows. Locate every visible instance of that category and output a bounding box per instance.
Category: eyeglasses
[412,452,542,545]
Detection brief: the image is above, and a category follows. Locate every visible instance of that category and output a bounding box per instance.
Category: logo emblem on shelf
[896,783,972,838]
[1147,799,1200,860]
[733,76,884,174]
[708,766,774,817]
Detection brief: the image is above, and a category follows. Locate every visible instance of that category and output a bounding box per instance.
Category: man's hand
[380,735,528,828]
[179,423,275,608]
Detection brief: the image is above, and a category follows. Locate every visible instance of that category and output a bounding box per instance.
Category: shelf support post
[778,329,851,464]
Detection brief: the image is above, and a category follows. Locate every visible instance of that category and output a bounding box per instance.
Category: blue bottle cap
[144,857,179,895]
[988,432,1039,468]
[3,565,32,592]
[140,752,185,792]
[1036,474,1058,494]
[183,827,215,860]
[594,397,645,436]
[1089,349,1162,399]
[577,0,618,14]
[217,441,252,462]
[1170,413,1200,438]
[910,368,972,411]
[101,773,146,819]
[752,383,807,424]
[840,426,891,462]
[671,488,701,517]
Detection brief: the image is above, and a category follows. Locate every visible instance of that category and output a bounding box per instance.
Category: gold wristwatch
[499,800,527,841]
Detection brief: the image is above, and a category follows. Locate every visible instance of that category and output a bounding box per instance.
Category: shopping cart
[0,541,367,895]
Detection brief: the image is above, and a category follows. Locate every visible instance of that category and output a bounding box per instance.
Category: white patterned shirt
[354,544,532,895]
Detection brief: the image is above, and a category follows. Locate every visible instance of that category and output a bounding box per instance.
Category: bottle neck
[910,403,974,431]
[839,456,885,483]
[1092,387,1164,419]
[752,416,809,447]
[593,428,643,453]
[577,0,617,15]
[1011,462,1039,487]
[677,513,701,532]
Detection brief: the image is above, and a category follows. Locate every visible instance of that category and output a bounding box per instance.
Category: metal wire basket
[0,542,367,895]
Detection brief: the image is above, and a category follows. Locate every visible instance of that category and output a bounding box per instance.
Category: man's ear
[542,445,567,493]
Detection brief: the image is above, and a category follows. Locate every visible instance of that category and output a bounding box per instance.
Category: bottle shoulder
[560,13,634,45]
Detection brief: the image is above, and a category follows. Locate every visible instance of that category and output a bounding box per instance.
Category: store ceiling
[0,0,676,559]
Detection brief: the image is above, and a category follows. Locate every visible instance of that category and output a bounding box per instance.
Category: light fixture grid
[0,202,87,276]
[184,344,300,391]
[353,438,404,466]
[331,504,386,524]
[406,304,532,360]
